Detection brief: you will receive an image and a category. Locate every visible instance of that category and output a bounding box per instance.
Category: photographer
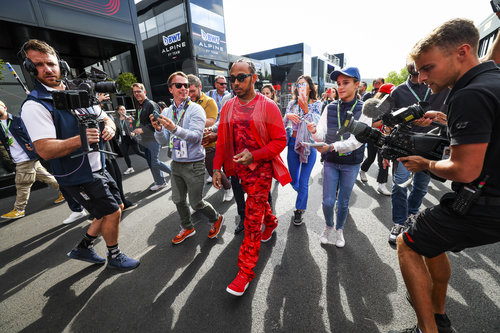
[20,39,139,271]
[387,61,449,246]
[391,19,500,333]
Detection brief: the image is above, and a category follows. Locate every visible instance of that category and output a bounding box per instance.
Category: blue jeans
[322,162,360,230]
[287,137,317,210]
[392,161,430,225]
[140,139,171,185]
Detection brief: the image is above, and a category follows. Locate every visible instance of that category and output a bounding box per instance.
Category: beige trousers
[14,160,59,211]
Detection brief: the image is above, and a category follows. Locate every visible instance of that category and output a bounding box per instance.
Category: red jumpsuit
[214,93,291,279]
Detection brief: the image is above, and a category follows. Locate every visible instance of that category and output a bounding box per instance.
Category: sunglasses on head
[217,81,227,86]
[229,73,253,83]
[170,83,188,89]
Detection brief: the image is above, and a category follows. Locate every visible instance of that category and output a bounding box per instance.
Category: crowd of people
[1,15,500,333]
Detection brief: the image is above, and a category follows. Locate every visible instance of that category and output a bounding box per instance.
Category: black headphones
[19,41,70,78]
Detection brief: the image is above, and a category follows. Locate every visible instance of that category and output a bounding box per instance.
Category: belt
[173,159,204,164]
[292,131,297,138]
[475,196,500,206]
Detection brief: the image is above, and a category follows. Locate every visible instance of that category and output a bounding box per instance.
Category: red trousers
[237,164,277,279]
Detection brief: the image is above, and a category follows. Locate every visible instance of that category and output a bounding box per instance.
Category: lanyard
[136,105,142,127]
[406,80,430,103]
[0,119,11,134]
[337,99,358,141]
[173,101,190,126]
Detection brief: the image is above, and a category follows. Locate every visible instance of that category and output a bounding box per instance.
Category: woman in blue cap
[307,67,371,247]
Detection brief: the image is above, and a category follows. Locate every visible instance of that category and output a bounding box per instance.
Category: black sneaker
[234,217,245,234]
[405,291,455,333]
[293,210,304,226]
[388,224,405,245]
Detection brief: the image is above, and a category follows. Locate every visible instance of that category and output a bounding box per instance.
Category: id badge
[122,130,126,136]
[7,137,14,146]
[172,137,188,159]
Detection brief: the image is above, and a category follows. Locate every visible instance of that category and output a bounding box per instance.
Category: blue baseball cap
[330,67,361,81]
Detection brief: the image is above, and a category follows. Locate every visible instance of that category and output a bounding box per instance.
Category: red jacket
[214,93,291,186]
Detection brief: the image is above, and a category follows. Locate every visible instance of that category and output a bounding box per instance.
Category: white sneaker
[206,176,213,184]
[335,229,345,248]
[377,183,391,196]
[150,183,167,191]
[63,211,87,224]
[124,167,135,175]
[359,170,368,182]
[223,188,234,202]
[320,226,333,244]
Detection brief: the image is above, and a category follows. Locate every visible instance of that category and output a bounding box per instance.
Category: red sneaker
[172,228,196,244]
[226,272,251,296]
[208,215,224,239]
[261,223,277,243]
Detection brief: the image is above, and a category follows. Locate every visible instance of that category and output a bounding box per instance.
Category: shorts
[61,170,122,220]
[403,196,500,258]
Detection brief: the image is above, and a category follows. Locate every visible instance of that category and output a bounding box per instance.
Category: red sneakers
[261,223,277,243]
[208,215,224,239]
[226,272,251,296]
[172,228,196,244]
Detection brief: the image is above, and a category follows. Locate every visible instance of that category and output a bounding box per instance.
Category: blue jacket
[21,80,104,186]
[0,113,39,161]
[324,99,365,164]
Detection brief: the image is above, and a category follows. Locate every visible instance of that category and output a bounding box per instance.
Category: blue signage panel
[159,24,190,62]
[191,23,228,62]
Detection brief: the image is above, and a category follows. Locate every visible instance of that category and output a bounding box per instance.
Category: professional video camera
[51,67,118,158]
[337,96,449,181]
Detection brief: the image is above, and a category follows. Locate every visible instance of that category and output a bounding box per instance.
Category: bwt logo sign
[163,32,181,46]
[201,29,220,44]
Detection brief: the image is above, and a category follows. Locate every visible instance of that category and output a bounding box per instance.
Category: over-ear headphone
[19,41,69,78]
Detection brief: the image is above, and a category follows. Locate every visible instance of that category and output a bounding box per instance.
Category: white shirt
[1,119,30,164]
[312,106,372,154]
[21,83,106,172]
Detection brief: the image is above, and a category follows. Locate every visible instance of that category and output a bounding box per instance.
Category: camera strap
[337,100,358,141]
[406,80,430,103]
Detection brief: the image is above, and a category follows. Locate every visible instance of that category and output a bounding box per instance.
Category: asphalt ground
[1,149,499,333]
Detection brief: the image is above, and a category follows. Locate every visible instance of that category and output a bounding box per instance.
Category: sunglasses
[229,73,253,83]
[296,82,308,88]
[170,83,189,89]
[216,81,227,86]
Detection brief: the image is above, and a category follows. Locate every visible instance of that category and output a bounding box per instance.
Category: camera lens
[95,81,117,94]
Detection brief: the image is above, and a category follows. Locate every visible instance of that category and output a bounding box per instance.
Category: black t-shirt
[137,98,160,140]
[446,61,500,198]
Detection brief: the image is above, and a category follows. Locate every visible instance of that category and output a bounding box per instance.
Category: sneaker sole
[67,252,106,264]
[226,282,249,296]
[293,220,303,226]
[106,261,141,271]
[172,229,196,244]
[1,215,25,219]
[377,189,391,196]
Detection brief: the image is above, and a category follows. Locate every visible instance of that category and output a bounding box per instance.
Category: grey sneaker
[406,214,418,229]
[388,224,405,245]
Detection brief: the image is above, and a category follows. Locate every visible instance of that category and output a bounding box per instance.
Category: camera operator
[386,60,449,246]
[391,19,500,333]
[19,39,139,271]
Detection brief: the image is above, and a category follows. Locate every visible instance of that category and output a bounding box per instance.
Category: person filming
[391,19,500,333]
[20,39,139,271]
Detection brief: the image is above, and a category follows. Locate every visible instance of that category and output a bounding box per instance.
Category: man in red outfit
[213,58,291,296]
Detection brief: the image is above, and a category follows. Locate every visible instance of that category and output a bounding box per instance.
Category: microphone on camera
[362,95,394,119]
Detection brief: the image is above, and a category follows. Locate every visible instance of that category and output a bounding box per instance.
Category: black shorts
[61,170,122,220]
[403,196,500,258]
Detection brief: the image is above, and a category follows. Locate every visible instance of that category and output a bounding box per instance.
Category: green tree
[115,72,138,96]
[385,66,409,87]
[0,59,5,81]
